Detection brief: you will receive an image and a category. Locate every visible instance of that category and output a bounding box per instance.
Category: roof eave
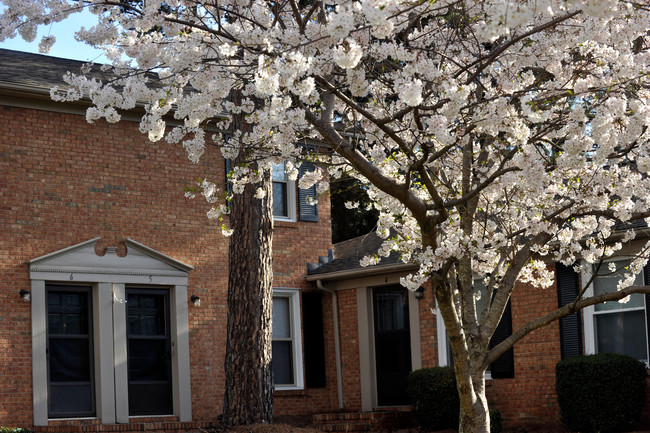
[305,262,419,282]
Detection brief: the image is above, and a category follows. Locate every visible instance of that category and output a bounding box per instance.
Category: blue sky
[0,7,106,62]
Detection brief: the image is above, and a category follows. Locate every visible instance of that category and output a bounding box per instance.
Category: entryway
[372,286,412,406]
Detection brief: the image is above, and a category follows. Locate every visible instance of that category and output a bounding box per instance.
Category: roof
[307,231,416,279]
[0,48,111,94]
[307,217,650,280]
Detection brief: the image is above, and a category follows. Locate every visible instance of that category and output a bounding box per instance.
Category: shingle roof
[0,48,109,92]
[308,231,412,276]
[308,218,650,278]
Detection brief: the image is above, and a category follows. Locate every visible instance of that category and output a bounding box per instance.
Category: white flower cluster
[332,40,363,69]
[3,0,650,305]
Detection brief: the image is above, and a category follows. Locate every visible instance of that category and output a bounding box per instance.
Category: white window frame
[581,258,649,364]
[272,288,304,390]
[436,281,493,379]
[272,163,297,222]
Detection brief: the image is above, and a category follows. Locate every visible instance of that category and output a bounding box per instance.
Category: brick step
[34,421,200,433]
[314,422,373,432]
[313,410,413,432]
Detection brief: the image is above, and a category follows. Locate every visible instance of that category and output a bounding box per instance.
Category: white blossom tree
[3,0,650,431]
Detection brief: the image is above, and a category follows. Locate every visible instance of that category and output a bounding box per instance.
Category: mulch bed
[201,421,650,433]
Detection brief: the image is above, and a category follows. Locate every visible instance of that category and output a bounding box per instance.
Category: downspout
[316,279,344,410]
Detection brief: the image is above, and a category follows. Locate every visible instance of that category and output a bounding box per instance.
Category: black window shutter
[556,262,583,360]
[225,158,232,195]
[302,292,326,387]
[489,299,515,378]
[298,162,319,222]
[224,134,232,196]
[643,260,650,360]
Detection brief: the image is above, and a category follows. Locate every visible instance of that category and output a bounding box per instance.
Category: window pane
[273,297,291,339]
[48,313,62,335]
[272,340,293,385]
[128,339,170,381]
[48,291,89,334]
[128,293,166,336]
[48,292,60,306]
[273,182,288,217]
[595,310,647,361]
[375,291,407,331]
[594,262,644,311]
[49,384,93,415]
[49,338,92,382]
[272,163,287,181]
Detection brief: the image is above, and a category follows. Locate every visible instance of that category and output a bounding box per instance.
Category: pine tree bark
[222,166,274,425]
[222,96,275,425]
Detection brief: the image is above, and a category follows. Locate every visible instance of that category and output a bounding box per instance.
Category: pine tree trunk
[221,148,275,424]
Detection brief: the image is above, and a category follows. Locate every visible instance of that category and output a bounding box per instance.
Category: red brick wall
[0,103,336,428]
[485,280,564,428]
[418,283,438,368]
[273,290,340,415]
[336,288,363,410]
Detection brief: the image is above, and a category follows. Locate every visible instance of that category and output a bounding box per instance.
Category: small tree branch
[460,10,582,84]
[304,108,431,224]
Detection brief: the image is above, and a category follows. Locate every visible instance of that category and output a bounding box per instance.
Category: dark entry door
[373,286,412,406]
[126,288,173,415]
[47,286,95,418]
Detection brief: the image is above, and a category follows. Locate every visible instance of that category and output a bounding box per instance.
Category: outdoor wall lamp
[414,287,425,300]
[19,289,30,302]
[191,295,201,307]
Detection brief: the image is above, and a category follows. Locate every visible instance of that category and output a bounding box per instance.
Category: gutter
[314,280,344,410]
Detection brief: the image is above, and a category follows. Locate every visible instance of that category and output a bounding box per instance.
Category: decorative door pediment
[29,238,193,285]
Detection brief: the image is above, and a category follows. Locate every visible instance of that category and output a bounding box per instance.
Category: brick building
[2,48,650,433]
[0,48,336,432]
[307,230,650,430]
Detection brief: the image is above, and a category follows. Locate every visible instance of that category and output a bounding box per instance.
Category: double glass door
[46,286,173,418]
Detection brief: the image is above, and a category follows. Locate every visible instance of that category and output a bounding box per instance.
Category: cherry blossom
[3,0,650,430]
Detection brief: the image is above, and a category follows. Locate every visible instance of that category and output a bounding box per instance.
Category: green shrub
[556,353,647,432]
[408,367,504,432]
[408,366,460,430]
[489,410,502,433]
[0,428,33,433]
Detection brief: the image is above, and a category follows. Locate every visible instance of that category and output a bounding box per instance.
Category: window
[227,160,318,222]
[583,260,649,363]
[272,163,296,221]
[272,288,303,389]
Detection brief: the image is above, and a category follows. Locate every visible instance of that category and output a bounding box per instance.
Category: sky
[0,7,106,62]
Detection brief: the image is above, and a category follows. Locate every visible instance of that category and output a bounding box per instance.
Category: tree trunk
[458,372,490,433]
[222,157,275,425]
[434,276,491,433]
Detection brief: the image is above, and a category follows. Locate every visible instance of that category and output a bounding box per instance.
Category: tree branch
[460,10,582,85]
[303,108,430,223]
[484,284,650,367]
